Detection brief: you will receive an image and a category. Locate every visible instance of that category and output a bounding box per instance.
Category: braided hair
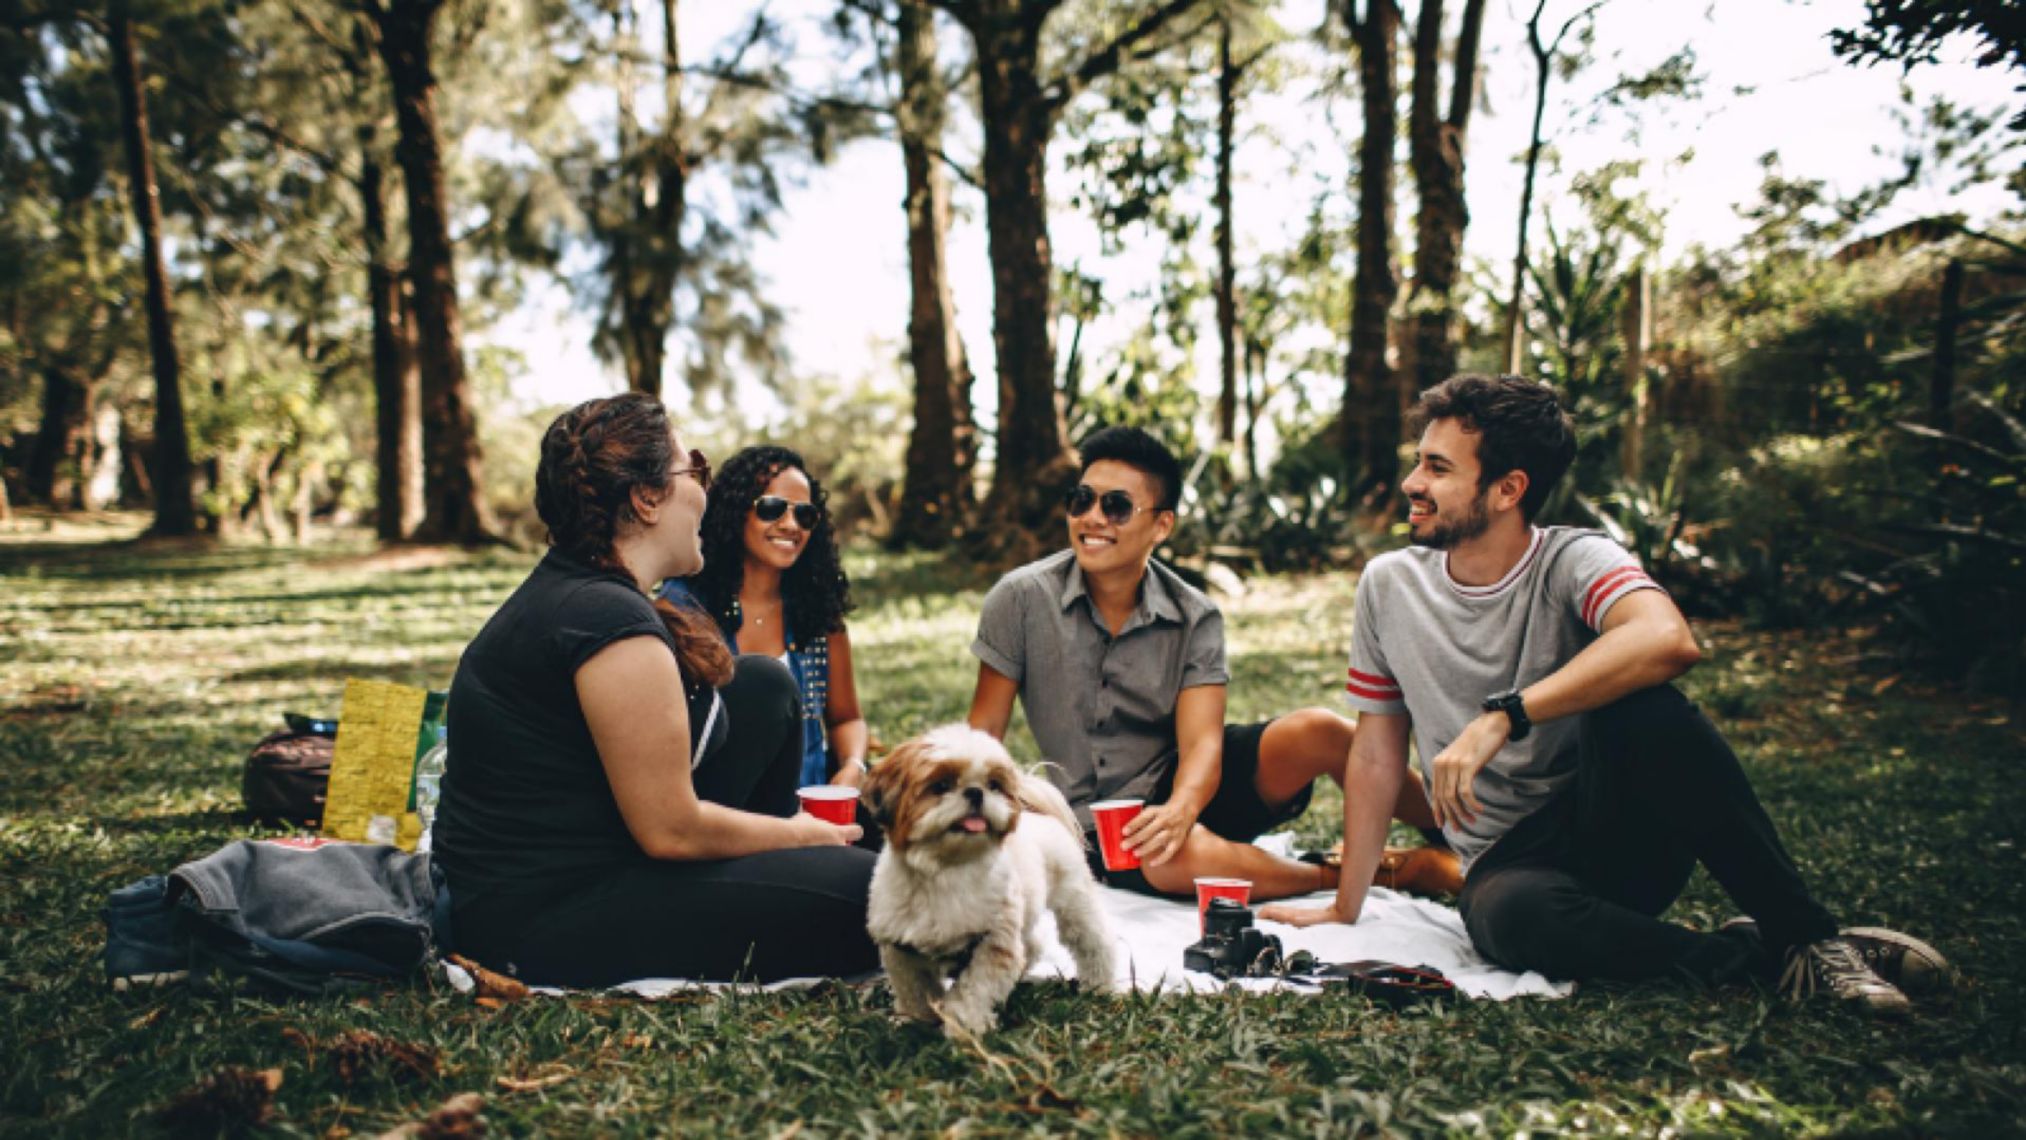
[687,445,853,641]
[534,393,733,687]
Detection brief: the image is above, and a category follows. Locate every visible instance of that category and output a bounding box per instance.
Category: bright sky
[481,0,2019,432]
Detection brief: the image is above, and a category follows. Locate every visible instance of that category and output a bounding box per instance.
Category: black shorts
[1085,719,1315,895]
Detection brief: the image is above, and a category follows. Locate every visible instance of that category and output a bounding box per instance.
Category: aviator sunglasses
[754,495,821,529]
[1064,484,1157,526]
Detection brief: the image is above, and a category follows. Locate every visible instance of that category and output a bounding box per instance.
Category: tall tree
[1342,0,1401,491]
[364,0,492,544]
[1499,0,1600,374]
[604,0,687,397]
[346,14,424,541]
[577,4,812,403]
[1405,0,1485,394]
[926,0,1210,541]
[1213,13,1238,449]
[890,0,977,548]
[107,1,198,535]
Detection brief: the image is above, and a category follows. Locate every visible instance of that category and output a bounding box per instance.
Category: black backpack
[242,715,337,827]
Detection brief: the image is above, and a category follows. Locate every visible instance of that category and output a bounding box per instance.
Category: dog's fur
[862,725,1116,1037]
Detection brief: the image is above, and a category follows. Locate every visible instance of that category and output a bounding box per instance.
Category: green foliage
[1830,1,2026,130]
[1,534,2023,1134]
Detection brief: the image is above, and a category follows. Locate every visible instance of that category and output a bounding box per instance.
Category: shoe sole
[1843,926,1953,997]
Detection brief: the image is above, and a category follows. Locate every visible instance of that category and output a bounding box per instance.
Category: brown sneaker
[1778,936,1912,1017]
[1373,845,1463,897]
[1840,927,1954,998]
[1723,919,1952,998]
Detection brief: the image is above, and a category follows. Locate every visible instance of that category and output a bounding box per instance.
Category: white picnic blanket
[443,838,1571,1001]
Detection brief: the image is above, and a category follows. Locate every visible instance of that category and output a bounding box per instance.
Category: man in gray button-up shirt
[968,426,1438,902]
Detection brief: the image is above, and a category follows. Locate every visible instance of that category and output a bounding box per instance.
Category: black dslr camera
[1184,898,1284,980]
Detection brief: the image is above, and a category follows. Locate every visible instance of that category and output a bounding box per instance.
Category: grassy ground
[2,513,2022,1137]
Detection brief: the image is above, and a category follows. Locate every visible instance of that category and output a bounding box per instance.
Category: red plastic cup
[1195,877,1253,932]
[797,786,859,826]
[1089,799,1145,871]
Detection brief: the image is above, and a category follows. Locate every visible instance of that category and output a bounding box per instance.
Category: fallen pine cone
[448,954,529,1005]
[375,1091,486,1139]
[328,1030,440,1087]
[158,1066,283,1134]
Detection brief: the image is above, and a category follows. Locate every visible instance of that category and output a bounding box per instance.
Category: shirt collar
[1057,556,1183,629]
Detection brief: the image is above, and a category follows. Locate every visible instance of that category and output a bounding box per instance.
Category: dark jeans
[1459,685,1838,985]
[455,655,879,986]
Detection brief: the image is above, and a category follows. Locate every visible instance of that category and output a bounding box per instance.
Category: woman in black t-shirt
[434,393,878,986]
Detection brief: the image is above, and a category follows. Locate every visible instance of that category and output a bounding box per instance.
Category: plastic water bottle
[413,727,448,851]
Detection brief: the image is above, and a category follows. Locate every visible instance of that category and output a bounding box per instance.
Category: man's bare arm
[1260,710,1411,928]
[1125,683,1226,866]
[966,662,1020,740]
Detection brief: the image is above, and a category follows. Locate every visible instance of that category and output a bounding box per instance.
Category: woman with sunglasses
[662,445,868,790]
[433,396,878,987]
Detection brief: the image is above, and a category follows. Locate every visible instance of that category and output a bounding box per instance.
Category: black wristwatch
[1482,690,1532,741]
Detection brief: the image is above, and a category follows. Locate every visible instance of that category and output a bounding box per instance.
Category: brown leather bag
[242,720,336,827]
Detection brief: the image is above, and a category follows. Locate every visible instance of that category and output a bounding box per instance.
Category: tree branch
[1046,0,1209,112]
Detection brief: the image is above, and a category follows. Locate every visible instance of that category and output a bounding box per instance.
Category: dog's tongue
[960,814,988,834]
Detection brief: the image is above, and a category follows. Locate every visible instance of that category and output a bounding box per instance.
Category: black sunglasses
[1065,484,1155,525]
[754,495,821,529]
[671,448,711,490]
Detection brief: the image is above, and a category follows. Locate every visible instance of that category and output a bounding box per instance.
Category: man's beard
[1407,490,1492,550]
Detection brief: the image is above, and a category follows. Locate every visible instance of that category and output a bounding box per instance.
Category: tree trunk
[613,0,687,397]
[1214,15,1238,450]
[27,366,86,506]
[370,0,493,544]
[1242,333,1262,484]
[891,0,977,549]
[1501,4,1557,375]
[359,125,423,541]
[353,15,422,542]
[109,4,199,536]
[1343,0,1401,490]
[971,12,1075,539]
[1407,0,1485,395]
[1619,262,1649,478]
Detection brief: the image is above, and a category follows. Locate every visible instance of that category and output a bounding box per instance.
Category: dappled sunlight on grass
[1,532,2021,1134]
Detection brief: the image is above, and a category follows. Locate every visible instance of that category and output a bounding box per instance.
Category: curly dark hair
[534,393,732,687]
[1412,373,1576,522]
[685,445,853,640]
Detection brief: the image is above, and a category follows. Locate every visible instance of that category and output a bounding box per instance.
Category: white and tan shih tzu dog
[862,724,1116,1037]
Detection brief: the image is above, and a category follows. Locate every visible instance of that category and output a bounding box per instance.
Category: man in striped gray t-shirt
[1261,374,1947,1017]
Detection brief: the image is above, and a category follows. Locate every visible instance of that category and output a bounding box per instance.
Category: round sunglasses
[753,495,821,529]
[1064,484,1158,526]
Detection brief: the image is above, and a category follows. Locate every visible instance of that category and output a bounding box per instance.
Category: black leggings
[455,655,879,986]
[1459,685,1839,985]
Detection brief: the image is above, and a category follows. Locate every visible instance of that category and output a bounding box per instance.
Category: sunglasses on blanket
[1064,485,1159,526]
[753,495,821,530]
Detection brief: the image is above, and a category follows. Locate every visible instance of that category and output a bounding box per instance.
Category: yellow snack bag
[321,679,446,850]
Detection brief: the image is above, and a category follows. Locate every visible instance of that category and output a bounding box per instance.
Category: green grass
[2,514,2023,1136]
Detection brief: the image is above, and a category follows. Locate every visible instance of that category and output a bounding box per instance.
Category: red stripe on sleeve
[1582,567,1655,628]
[1346,666,1400,693]
[1345,679,1404,702]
